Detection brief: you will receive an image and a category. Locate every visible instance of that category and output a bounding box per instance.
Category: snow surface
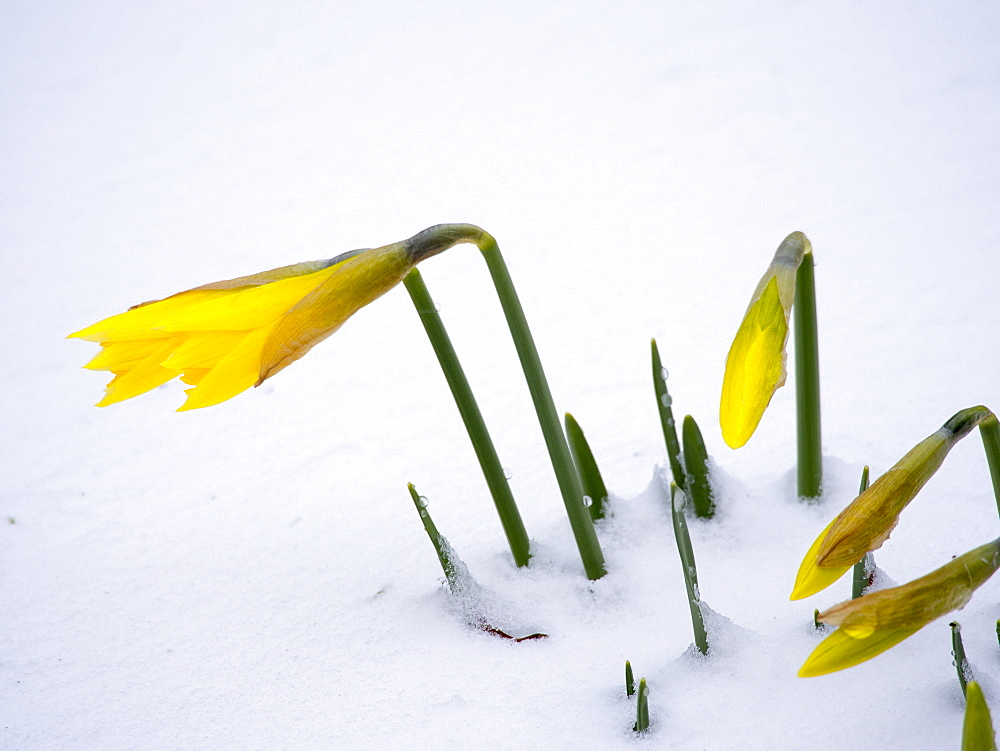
[3,1,1000,748]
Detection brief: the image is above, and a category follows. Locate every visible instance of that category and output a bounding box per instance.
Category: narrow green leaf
[651,339,685,491]
[682,414,715,518]
[952,621,973,697]
[852,466,874,599]
[565,412,609,520]
[625,660,635,697]
[408,483,460,587]
[633,678,650,732]
[962,681,997,751]
[671,484,708,654]
[793,250,822,499]
[404,269,530,567]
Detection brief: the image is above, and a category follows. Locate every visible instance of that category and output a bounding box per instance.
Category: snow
[3,1,1000,748]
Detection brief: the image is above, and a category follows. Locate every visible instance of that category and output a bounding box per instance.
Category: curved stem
[405,224,605,579]
[979,415,1000,519]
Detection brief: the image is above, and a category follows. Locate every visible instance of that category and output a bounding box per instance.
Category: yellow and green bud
[720,232,810,449]
[791,406,997,600]
[69,226,463,411]
[799,537,1000,677]
[964,681,998,751]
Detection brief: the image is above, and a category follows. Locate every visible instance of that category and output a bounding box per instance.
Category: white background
[3,1,999,747]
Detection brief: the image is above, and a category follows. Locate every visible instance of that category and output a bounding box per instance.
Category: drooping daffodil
[963,681,998,751]
[791,406,996,600]
[69,224,476,411]
[799,537,1000,677]
[720,231,810,449]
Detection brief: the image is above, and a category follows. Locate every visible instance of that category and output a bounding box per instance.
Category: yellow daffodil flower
[69,225,466,411]
[799,537,1000,677]
[791,406,996,599]
[964,681,998,751]
[720,232,810,449]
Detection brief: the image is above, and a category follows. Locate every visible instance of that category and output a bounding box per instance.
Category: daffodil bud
[791,406,997,600]
[69,225,488,411]
[799,537,1000,677]
[963,682,997,751]
[720,232,810,449]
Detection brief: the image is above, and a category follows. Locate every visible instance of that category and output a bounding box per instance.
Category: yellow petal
[84,339,167,371]
[257,243,412,383]
[798,624,923,677]
[720,276,788,448]
[790,518,853,600]
[94,339,183,406]
[177,328,269,411]
[155,265,341,332]
[180,369,211,386]
[160,331,247,369]
[68,290,230,342]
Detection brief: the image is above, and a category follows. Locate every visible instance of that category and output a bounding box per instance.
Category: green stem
[625,660,636,697]
[477,232,606,580]
[403,223,604,579]
[979,415,1000,519]
[404,269,530,567]
[793,251,822,499]
[651,339,686,491]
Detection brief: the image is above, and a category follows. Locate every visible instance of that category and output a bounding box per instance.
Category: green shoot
[565,412,609,520]
[651,339,686,491]
[408,482,460,588]
[794,249,822,499]
[852,466,874,599]
[682,414,715,518]
[952,621,973,697]
[671,483,708,654]
[625,660,636,697]
[633,678,650,733]
[404,269,530,568]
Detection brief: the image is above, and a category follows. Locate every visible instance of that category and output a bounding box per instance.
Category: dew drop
[660,367,669,381]
[660,393,672,408]
[503,468,513,480]
[417,495,429,509]
[582,495,593,507]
